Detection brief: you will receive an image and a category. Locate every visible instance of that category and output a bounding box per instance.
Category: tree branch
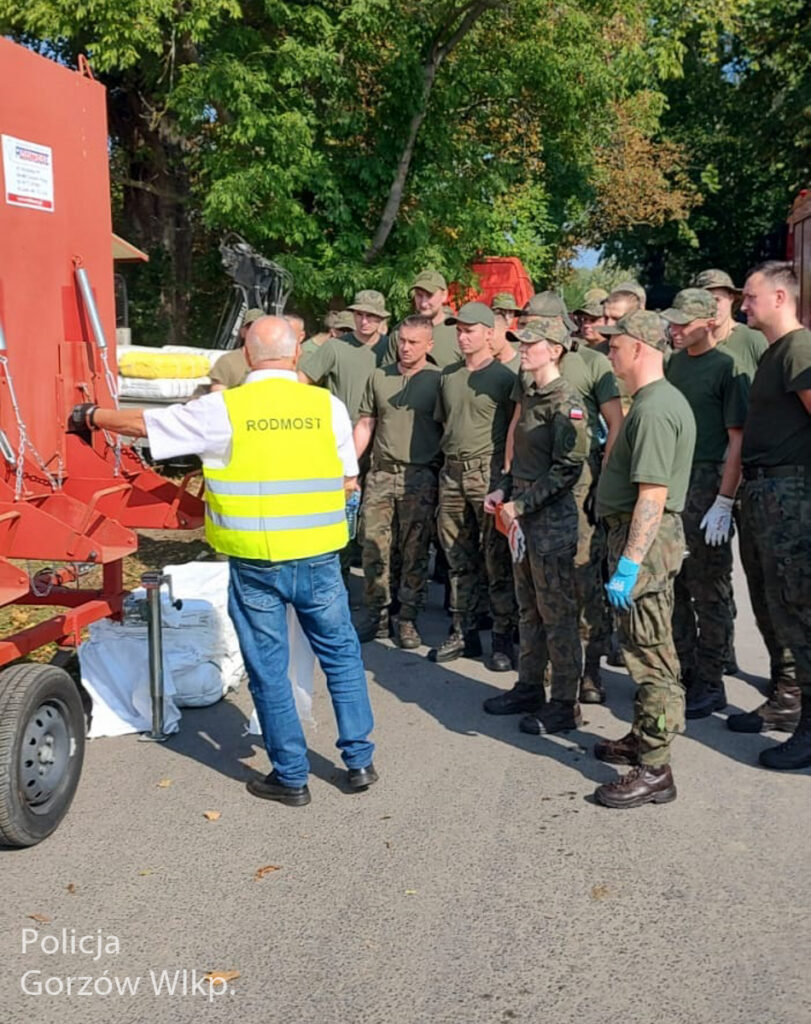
[364,0,504,263]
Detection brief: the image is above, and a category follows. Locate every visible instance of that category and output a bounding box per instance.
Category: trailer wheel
[0,664,86,847]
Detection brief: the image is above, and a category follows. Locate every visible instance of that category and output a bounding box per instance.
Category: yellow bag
[118,350,210,380]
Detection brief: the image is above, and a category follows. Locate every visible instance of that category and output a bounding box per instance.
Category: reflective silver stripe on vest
[207,509,346,531]
[205,477,344,496]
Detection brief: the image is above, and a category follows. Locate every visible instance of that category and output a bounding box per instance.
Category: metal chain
[0,355,60,497]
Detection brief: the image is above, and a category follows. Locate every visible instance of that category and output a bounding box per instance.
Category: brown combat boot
[579,656,606,704]
[727,682,801,734]
[595,764,677,808]
[594,731,641,765]
[396,618,422,650]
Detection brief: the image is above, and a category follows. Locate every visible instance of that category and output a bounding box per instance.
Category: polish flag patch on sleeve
[569,407,584,420]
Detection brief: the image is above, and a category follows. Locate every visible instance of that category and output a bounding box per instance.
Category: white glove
[700,494,735,546]
[507,520,526,563]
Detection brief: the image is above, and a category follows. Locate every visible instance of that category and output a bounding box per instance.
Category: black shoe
[727,684,801,734]
[355,609,389,643]
[724,656,739,675]
[476,613,493,632]
[246,772,311,806]
[758,700,811,770]
[485,631,514,672]
[519,700,582,735]
[686,680,727,719]
[482,683,544,716]
[595,764,677,808]
[347,764,379,790]
[606,634,624,668]
[464,628,483,657]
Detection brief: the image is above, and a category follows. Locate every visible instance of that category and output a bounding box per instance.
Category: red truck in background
[787,189,811,327]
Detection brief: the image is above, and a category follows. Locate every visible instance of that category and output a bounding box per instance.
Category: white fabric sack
[118,375,209,401]
[248,604,317,734]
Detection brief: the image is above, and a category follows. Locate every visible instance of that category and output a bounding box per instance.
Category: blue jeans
[228,552,375,787]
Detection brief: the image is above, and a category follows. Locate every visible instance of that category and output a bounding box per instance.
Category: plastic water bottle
[345,490,360,539]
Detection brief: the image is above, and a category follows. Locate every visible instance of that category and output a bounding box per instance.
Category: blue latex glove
[605,556,640,610]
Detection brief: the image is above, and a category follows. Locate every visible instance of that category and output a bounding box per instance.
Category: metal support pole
[140,571,168,742]
[74,266,109,350]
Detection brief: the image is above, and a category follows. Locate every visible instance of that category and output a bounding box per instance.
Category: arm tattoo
[624,497,664,564]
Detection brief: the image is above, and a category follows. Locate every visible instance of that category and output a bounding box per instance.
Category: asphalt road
[2,551,809,1024]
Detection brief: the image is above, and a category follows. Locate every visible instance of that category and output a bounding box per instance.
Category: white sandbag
[117,375,210,400]
[79,633,181,739]
[248,604,316,733]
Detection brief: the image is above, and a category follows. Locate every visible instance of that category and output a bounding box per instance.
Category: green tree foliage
[1,0,709,339]
[603,0,811,287]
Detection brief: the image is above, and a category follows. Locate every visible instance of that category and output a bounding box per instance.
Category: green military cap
[347,289,390,318]
[507,318,574,350]
[411,269,447,293]
[522,291,577,333]
[445,301,495,328]
[243,307,265,326]
[332,310,356,331]
[691,268,741,294]
[660,288,717,325]
[613,280,647,305]
[597,309,667,352]
[573,287,608,317]
[491,291,521,312]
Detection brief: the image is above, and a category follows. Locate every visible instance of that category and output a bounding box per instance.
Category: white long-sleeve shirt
[142,369,359,475]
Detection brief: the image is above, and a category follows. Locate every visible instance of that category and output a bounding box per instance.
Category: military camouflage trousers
[671,463,734,688]
[361,464,438,621]
[573,453,611,661]
[513,518,580,702]
[606,512,686,767]
[739,470,811,694]
[437,457,517,633]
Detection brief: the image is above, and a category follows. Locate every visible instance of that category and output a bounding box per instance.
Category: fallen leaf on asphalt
[380,815,392,820]
[137,868,160,876]
[384,841,392,849]
[27,914,51,924]
[254,865,282,881]
[66,884,77,894]
[591,884,611,900]
[404,889,417,895]
[204,970,240,984]
[156,778,172,788]
[203,810,221,821]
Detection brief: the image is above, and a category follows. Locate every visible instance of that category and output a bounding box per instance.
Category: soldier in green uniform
[384,270,461,369]
[573,289,607,348]
[209,308,265,391]
[353,316,442,649]
[482,320,590,733]
[297,290,390,423]
[518,291,577,332]
[663,289,748,717]
[431,302,517,663]
[592,311,696,808]
[510,295,623,701]
[689,269,788,687]
[489,292,522,371]
[736,262,811,768]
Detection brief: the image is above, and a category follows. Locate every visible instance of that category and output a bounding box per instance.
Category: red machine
[787,189,811,328]
[451,256,534,310]
[0,39,204,846]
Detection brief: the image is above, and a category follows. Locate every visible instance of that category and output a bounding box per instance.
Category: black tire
[0,664,86,847]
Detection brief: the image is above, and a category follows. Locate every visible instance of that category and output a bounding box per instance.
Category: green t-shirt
[298,334,386,424]
[665,346,748,463]
[719,323,767,383]
[384,320,461,369]
[597,377,697,516]
[560,347,619,452]
[209,347,249,389]
[358,363,443,467]
[742,328,811,467]
[506,376,589,516]
[435,359,515,459]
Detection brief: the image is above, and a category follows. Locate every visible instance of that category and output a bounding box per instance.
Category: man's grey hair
[245,318,298,362]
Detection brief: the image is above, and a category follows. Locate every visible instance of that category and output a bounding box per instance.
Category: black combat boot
[579,655,606,704]
[485,632,514,672]
[758,696,811,771]
[519,700,582,735]
[482,682,544,715]
[727,682,801,734]
[685,677,727,719]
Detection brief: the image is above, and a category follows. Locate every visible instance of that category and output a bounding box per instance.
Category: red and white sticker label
[2,134,54,212]
[569,407,584,420]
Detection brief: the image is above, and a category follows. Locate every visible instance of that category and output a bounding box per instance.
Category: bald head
[245,316,298,366]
